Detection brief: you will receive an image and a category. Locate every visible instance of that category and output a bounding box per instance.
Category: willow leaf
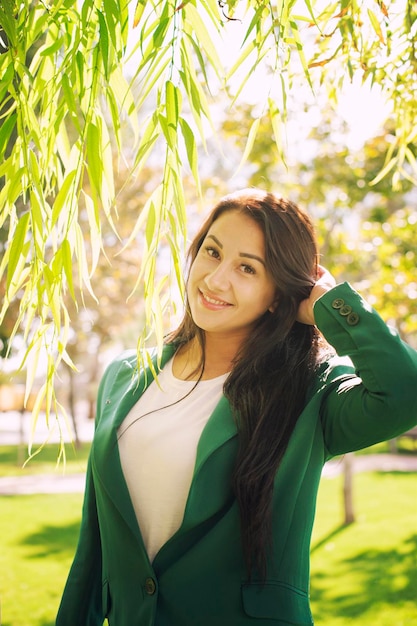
[0,112,16,159]
[61,238,76,301]
[183,3,223,78]
[139,17,171,65]
[404,146,417,178]
[158,113,171,149]
[84,193,102,276]
[51,170,77,228]
[241,4,267,47]
[102,0,119,50]
[185,31,211,87]
[300,0,322,30]
[153,274,169,353]
[105,84,122,149]
[131,111,160,175]
[131,47,171,110]
[288,20,312,89]
[6,212,30,292]
[0,62,14,102]
[236,116,261,173]
[370,155,397,186]
[166,80,181,129]
[39,35,63,58]
[229,46,270,107]
[179,117,200,195]
[367,8,385,44]
[268,97,287,167]
[179,66,211,145]
[86,121,103,196]
[225,39,257,82]
[162,80,181,150]
[133,0,147,28]
[75,221,97,301]
[145,200,156,248]
[21,327,47,409]
[127,185,163,293]
[166,230,186,299]
[108,66,139,136]
[0,0,18,47]
[98,10,110,78]
[44,265,61,330]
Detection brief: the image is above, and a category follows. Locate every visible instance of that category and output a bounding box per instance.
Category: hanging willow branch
[0,0,415,447]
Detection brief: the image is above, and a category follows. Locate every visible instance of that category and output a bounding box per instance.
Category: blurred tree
[357,208,417,343]
[219,99,416,343]
[0,0,416,438]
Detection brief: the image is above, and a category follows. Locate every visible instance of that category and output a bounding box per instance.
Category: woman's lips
[198,289,232,309]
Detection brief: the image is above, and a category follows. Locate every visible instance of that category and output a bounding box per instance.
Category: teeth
[202,292,227,305]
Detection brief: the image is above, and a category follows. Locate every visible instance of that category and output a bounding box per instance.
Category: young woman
[56,188,417,626]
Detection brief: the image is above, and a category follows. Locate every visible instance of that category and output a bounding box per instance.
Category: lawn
[0,442,91,477]
[0,493,82,626]
[0,443,416,626]
[310,471,417,626]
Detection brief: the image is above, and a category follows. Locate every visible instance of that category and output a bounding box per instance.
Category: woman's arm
[55,457,104,625]
[312,282,417,456]
[55,357,124,625]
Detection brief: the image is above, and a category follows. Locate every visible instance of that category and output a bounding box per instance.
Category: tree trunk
[67,366,80,448]
[343,452,355,525]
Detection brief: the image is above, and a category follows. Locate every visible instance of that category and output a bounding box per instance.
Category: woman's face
[187,210,277,341]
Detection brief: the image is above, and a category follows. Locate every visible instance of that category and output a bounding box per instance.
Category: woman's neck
[173,334,241,381]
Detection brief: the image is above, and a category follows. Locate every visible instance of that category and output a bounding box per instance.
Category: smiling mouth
[199,289,232,307]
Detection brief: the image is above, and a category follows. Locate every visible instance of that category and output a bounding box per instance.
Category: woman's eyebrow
[240,252,265,266]
[207,234,223,248]
[206,234,265,266]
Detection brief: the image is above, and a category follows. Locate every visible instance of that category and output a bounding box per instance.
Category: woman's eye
[241,264,256,275]
[205,246,220,259]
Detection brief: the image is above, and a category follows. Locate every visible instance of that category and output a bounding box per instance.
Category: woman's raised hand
[297,266,336,325]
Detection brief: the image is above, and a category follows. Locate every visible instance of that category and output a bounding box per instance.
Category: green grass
[0,451,416,625]
[311,472,417,625]
[0,442,91,477]
[0,493,82,626]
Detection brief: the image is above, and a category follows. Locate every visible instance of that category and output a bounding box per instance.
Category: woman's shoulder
[100,344,177,384]
[100,349,138,381]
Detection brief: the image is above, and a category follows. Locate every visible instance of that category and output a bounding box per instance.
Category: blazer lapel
[153,395,239,574]
[181,394,239,529]
[193,395,238,477]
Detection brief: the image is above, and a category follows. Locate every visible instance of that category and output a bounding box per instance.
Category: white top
[117,357,228,562]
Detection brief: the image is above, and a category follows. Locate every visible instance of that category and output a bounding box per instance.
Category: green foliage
[0,0,416,441]
[358,208,417,340]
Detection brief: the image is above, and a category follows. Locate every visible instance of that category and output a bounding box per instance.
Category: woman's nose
[204,262,231,291]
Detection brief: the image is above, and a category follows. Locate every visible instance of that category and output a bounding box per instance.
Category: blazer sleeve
[55,457,104,626]
[313,282,417,458]
[55,358,124,626]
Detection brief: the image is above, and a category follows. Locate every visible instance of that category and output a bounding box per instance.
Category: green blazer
[56,284,417,626]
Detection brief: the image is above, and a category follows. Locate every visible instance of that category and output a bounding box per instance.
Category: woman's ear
[268,298,278,313]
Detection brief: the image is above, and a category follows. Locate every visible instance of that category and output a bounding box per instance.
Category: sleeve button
[339,304,353,316]
[331,298,345,309]
[347,312,360,326]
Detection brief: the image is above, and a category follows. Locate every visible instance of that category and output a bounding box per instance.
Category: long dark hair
[168,188,324,579]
